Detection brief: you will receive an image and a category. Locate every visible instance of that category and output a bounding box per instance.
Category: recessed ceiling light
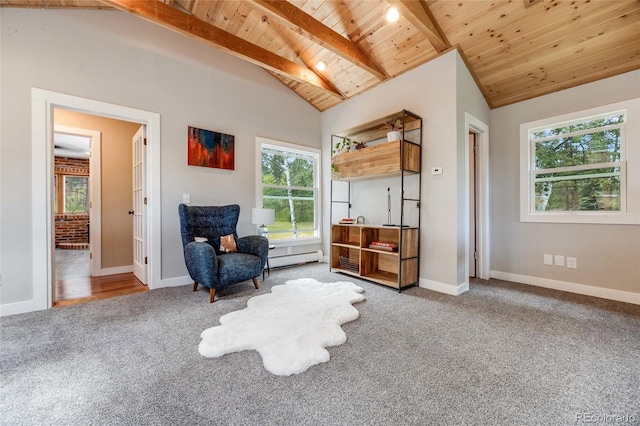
[385,6,400,23]
[315,60,327,72]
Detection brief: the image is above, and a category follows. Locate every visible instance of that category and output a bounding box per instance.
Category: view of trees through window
[261,145,318,241]
[64,176,89,213]
[532,111,624,212]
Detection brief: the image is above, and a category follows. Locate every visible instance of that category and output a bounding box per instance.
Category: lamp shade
[251,208,275,225]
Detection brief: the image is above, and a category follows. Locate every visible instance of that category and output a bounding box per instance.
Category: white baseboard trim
[99,265,134,276]
[157,275,193,289]
[0,300,34,317]
[419,278,468,296]
[490,270,640,305]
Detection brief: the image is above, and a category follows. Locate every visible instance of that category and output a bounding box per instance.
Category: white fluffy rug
[198,278,365,376]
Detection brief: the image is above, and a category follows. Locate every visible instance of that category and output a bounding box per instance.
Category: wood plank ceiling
[2,0,639,111]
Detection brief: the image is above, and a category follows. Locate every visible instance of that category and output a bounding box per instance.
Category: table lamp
[251,208,275,238]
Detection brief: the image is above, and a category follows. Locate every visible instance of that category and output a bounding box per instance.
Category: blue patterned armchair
[178,204,269,303]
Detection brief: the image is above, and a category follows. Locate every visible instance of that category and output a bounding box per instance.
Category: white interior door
[132,125,147,284]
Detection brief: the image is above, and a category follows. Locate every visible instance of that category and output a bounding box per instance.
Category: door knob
[128,211,134,215]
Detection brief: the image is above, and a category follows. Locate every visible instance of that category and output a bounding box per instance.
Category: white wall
[0,9,321,309]
[490,70,640,300]
[321,50,489,293]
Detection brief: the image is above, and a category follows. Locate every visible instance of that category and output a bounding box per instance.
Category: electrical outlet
[567,257,577,269]
[554,255,565,267]
[543,254,553,265]
[183,193,191,204]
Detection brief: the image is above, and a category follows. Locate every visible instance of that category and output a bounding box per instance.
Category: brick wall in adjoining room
[55,157,89,175]
[55,214,89,246]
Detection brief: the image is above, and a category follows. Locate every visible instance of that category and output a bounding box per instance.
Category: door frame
[31,88,161,310]
[54,125,102,277]
[468,131,477,278]
[464,112,490,282]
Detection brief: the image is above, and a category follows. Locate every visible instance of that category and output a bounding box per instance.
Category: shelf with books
[367,241,398,252]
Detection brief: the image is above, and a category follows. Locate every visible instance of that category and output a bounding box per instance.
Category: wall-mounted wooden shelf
[331,139,421,181]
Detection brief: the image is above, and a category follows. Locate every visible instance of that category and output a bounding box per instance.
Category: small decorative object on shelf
[383,115,403,142]
[356,215,365,224]
[339,217,355,224]
[332,137,353,156]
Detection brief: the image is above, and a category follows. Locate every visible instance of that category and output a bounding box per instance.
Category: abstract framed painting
[188,126,235,170]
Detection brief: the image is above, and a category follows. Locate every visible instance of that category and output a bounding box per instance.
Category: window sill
[267,237,322,248]
[520,211,640,225]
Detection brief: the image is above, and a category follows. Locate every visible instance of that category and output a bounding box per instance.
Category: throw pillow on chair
[220,234,237,253]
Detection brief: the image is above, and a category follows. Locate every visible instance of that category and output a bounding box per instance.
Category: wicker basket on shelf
[338,248,359,273]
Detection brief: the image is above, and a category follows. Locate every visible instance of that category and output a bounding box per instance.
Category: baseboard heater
[269,250,323,269]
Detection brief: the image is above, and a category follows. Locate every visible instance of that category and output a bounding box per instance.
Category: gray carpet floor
[1,263,639,425]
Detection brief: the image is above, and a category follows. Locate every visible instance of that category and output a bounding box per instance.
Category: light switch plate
[543,254,553,265]
[567,257,577,269]
[183,193,191,204]
[554,255,565,267]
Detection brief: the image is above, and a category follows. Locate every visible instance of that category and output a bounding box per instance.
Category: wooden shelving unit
[331,224,419,289]
[330,110,422,291]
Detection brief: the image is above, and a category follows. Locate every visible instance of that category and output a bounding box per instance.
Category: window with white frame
[258,138,321,243]
[520,98,640,224]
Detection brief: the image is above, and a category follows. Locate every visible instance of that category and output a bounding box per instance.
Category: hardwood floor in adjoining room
[55,273,148,307]
[55,249,147,307]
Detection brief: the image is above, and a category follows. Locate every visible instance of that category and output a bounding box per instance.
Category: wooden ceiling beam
[99,0,345,99]
[251,0,388,81]
[391,0,450,54]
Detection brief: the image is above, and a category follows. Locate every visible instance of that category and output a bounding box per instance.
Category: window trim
[519,98,640,224]
[256,136,322,246]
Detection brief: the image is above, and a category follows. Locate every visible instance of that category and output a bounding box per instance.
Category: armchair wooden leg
[209,288,216,303]
[193,282,198,292]
[253,277,259,289]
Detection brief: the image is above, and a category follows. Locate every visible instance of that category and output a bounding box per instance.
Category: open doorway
[52,128,93,300]
[31,88,161,312]
[464,112,490,286]
[53,110,146,305]
[469,131,478,278]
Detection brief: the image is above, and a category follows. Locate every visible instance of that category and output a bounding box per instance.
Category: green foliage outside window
[261,146,317,240]
[532,112,624,212]
[64,176,89,213]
